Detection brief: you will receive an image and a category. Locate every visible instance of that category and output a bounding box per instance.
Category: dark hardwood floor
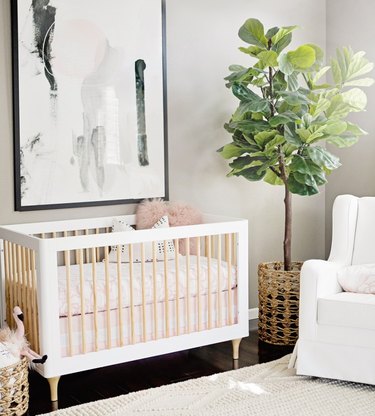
[28,328,294,415]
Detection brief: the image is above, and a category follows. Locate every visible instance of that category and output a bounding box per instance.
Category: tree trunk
[284,183,292,271]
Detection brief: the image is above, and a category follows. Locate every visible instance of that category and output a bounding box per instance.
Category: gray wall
[325,0,375,255]
[0,0,327,309]
[166,0,326,307]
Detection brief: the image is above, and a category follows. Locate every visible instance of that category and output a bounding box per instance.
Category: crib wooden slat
[25,248,34,348]
[129,244,135,344]
[79,248,86,354]
[116,246,124,347]
[91,247,99,352]
[12,243,19,309]
[152,242,158,340]
[226,234,233,325]
[141,243,147,342]
[31,251,39,353]
[20,247,29,337]
[104,245,111,349]
[4,241,11,327]
[8,243,15,318]
[207,236,212,330]
[174,239,180,336]
[196,237,201,332]
[232,233,237,268]
[85,229,90,263]
[95,229,100,260]
[217,235,222,328]
[186,238,191,334]
[164,241,170,338]
[63,231,73,356]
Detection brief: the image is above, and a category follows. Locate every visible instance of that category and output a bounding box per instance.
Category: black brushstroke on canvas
[20,133,42,198]
[74,135,90,192]
[135,59,149,166]
[31,0,57,92]
[91,126,106,192]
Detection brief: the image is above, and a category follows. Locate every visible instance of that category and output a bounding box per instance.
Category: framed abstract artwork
[11,0,168,211]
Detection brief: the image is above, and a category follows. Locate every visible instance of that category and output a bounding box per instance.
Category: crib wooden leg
[232,338,242,360]
[47,376,60,403]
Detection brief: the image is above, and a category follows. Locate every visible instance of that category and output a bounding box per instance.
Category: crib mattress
[59,288,238,357]
[58,255,237,317]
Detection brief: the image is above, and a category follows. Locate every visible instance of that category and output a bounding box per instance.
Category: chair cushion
[352,198,375,265]
[318,292,375,331]
[337,264,375,294]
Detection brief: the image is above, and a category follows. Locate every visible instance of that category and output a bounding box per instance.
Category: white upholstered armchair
[297,194,375,385]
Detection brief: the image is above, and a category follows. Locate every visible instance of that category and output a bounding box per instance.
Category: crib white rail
[0,215,248,380]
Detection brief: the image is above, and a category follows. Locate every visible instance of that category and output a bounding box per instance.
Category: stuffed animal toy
[0,306,47,369]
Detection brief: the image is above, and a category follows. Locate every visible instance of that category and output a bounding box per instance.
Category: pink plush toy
[13,306,47,364]
[0,306,47,366]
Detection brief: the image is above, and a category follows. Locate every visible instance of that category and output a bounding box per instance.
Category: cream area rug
[40,355,375,416]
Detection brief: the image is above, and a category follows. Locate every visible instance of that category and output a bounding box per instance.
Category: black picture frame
[11,0,169,211]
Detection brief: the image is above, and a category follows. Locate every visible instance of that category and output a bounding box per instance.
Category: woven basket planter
[258,261,302,346]
[0,358,29,416]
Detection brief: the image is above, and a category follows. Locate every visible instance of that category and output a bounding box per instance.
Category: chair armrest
[299,259,343,339]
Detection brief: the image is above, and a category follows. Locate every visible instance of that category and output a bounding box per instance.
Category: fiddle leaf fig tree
[218,18,374,271]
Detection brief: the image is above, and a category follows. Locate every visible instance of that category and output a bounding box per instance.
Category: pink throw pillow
[135,199,202,255]
[136,198,168,230]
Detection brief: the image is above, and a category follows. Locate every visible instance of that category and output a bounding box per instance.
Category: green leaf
[287,174,319,196]
[228,65,246,72]
[269,112,298,127]
[342,88,368,111]
[273,33,292,54]
[238,46,264,57]
[257,50,279,67]
[254,130,278,147]
[312,66,331,84]
[279,90,312,106]
[271,26,298,46]
[290,155,322,175]
[232,84,260,101]
[264,134,285,152]
[324,120,347,135]
[229,155,255,170]
[284,124,303,146]
[234,167,266,181]
[326,95,352,119]
[331,48,374,86]
[344,78,375,87]
[346,122,367,136]
[265,26,279,39]
[296,125,326,143]
[264,169,284,185]
[287,45,316,69]
[326,135,359,148]
[311,97,330,117]
[238,18,268,48]
[331,57,343,85]
[286,72,299,91]
[229,119,270,135]
[306,146,341,170]
[278,53,294,75]
[217,143,246,159]
[233,100,269,119]
[305,44,324,67]
[346,50,374,81]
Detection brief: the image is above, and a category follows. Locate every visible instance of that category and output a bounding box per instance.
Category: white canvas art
[12,0,167,210]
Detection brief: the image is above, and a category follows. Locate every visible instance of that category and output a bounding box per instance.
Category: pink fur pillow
[136,198,168,230]
[136,199,202,255]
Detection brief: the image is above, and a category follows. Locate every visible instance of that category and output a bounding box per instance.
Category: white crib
[0,213,248,402]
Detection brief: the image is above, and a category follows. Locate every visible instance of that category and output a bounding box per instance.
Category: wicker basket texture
[258,261,302,346]
[0,357,29,416]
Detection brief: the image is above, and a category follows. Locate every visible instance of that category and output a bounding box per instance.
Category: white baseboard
[248,307,258,331]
